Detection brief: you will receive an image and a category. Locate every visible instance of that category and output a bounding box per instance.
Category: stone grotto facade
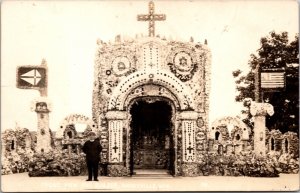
[91,34,211,176]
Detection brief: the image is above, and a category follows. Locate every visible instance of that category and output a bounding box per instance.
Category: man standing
[82,131,102,181]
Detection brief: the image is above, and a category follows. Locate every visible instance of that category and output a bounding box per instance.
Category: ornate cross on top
[137,1,166,37]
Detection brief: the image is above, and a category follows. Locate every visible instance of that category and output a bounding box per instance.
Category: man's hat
[88,131,96,136]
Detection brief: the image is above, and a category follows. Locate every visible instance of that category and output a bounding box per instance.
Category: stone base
[181,163,199,176]
[107,164,128,177]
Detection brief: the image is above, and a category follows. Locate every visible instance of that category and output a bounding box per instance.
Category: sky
[1,0,298,132]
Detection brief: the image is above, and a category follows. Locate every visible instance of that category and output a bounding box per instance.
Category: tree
[233,31,299,134]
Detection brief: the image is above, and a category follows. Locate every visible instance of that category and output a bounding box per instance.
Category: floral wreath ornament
[111,56,131,77]
[109,47,136,77]
[167,48,198,82]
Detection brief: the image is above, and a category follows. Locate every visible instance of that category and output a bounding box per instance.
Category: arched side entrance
[105,70,199,177]
[56,114,98,139]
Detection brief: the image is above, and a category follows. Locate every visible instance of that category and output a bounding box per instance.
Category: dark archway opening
[215,131,220,140]
[271,138,275,151]
[67,131,73,139]
[129,99,175,175]
[11,140,15,150]
[284,138,289,153]
[236,134,240,141]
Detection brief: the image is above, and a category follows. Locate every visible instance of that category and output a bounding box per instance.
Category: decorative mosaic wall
[92,36,211,176]
[93,36,211,122]
[208,116,252,155]
[182,120,195,162]
[266,130,299,158]
[108,120,123,163]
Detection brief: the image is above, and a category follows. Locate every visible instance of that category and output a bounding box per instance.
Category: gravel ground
[1,173,299,192]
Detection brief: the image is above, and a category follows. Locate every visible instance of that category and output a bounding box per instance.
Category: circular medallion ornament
[174,52,193,73]
[196,117,204,127]
[112,56,131,76]
[106,70,111,76]
[167,48,198,82]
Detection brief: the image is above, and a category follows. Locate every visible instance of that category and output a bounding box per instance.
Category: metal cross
[137,1,166,37]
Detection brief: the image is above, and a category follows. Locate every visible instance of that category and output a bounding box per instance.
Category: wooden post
[254,63,261,102]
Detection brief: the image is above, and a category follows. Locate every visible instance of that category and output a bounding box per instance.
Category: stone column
[106,111,128,176]
[178,111,198,176]
[31,97,52,153]
[250,102,274,156]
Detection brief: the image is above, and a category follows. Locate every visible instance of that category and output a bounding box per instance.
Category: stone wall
[266,130,299,158]
[208,116,251,155]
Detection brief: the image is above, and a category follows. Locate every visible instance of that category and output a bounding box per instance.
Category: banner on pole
[260,68,285,91]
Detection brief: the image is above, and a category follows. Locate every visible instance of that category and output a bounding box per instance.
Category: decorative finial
[97,38,102,45]
[137,1,166,37]
[115,34,121,42]
[204,39,208,45]
[41,58,47,66]
[190,36,194,42]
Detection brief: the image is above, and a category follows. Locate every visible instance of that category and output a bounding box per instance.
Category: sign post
[16,59,52,153]
[252,63,285,157]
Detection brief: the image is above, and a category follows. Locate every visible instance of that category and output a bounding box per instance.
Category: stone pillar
[250,102,274,156]
[178,111,198,176]
[31,97,52,153]
[106,111,128,176]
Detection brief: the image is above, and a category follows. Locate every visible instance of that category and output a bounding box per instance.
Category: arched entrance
[104,70,200,177]
[128,97,175,175]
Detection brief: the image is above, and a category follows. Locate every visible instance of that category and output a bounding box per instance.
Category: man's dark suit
[82,138,102,180]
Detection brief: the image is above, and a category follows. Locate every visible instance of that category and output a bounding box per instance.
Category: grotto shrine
[2,1,299,178]
[91,2,211,176]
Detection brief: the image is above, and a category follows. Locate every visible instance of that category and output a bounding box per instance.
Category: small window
[284,138,288,153]
[271,138,275,151]
[67,131,73,139]
[11,140,15,150]
[215,131,220,140]
[236,134,240,141]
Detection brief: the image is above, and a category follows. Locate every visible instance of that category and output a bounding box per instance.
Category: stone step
[132,174,173,179]
[132,169,173,178]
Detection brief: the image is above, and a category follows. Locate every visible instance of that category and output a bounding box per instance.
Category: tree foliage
[233,31,299,133]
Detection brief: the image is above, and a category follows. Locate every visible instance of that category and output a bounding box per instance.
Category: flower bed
[1,149,34,175]
[28,149,87,177]
[202,152,280,177]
